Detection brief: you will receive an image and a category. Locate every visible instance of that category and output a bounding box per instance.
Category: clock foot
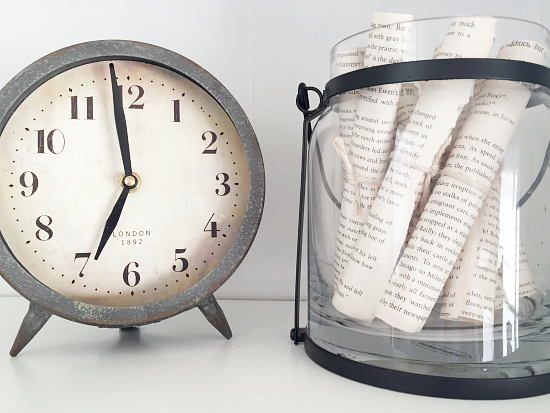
[120,326,139,331]
[197,295,232,339]
[10,302,53,356]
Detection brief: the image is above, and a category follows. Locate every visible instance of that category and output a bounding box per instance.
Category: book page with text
[375,39,547,332]
[333,17,496,322]
[335,48,366,150]
[333,12,413,283]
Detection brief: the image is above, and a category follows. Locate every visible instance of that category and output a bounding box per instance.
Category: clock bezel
[0,40,264,327]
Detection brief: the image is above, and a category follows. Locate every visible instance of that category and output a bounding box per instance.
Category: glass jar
[299,15,550,399]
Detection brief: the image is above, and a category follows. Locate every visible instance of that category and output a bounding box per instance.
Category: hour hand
[94,186,130,260]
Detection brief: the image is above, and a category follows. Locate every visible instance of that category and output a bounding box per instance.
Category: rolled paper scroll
[334,48,366,151]
[333,16,496,322]
[333,12,413,284]
[493,246,535,312]
[396,83,421,130]
[441,168,535,325]
[518,246,535,296]
[440,173,502,323]
[375,39,548,333]
[407,80,487,242]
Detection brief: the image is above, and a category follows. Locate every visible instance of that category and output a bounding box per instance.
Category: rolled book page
[408,75,490,246]
[496,218,535,308]
[335,48,366,150]
[440,80,488,169]
[333,16,496,322]
[493,245,534,311]
[441,169,534,324]
[519,245,535,296]
[406,80,486,243]
[375,39,548,333]
[333,12,413,285]
[495,276,505,310]
[396,83,422,131]
[440,173,502,323]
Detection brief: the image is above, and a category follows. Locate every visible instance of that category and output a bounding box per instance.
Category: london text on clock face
[0,60,250,307]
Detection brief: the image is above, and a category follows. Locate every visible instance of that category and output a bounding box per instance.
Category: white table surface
[1,297,549,412]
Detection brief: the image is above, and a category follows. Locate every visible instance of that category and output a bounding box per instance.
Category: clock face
[0,59,250,307]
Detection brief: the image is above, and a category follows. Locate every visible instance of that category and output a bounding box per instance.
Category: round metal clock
[0,40,264,356]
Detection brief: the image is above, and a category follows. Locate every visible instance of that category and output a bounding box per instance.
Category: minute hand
[109,63,132,176]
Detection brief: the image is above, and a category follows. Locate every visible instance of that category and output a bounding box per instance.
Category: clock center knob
[119,172,141,192]
[124,175,137,188]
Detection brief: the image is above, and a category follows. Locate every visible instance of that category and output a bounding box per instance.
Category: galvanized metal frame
[0,40,265,328]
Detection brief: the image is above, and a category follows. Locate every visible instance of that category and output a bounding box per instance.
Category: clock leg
[197,294,232,339]
[10,302,52,356]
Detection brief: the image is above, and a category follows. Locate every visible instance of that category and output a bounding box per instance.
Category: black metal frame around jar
[292,58,550,399]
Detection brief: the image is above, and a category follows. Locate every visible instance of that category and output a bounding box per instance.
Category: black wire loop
[296,83,325,117]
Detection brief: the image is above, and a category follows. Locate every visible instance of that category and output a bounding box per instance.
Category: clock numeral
[70,96,94,120]
[204,214,220,238]
[172,99,180,122]
[118,85,145,109]
[172,249,189,272]
[19,171,38,197]
[35,215,53,241]
[74,252,91,277]
[202,131,217,154]
[37,129,65,154]
[123,262,140,287]
[215,173,230,196]
[128,85,145,109]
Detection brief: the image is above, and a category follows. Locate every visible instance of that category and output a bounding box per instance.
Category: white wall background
[0,0,548,300]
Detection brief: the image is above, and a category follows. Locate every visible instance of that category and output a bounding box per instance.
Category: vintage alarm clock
[0,40,264,355]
